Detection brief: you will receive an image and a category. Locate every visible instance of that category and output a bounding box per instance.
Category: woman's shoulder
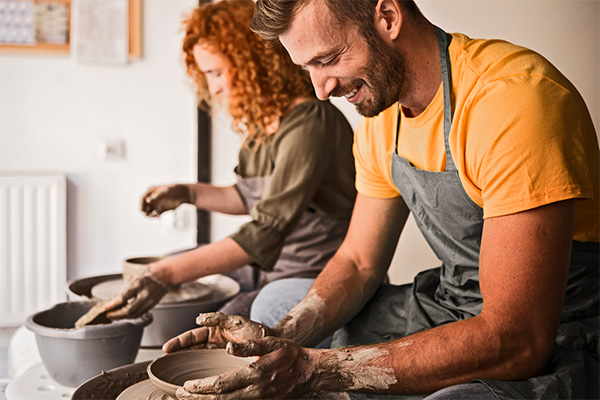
[271,99,351,149]
[282,98,350,131]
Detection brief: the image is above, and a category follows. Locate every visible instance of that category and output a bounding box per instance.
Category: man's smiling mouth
[343,83,363,102]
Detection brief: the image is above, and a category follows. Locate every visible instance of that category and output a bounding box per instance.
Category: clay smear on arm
[314,345,408,393]
[337,347,400,391]
[275,291,328,346]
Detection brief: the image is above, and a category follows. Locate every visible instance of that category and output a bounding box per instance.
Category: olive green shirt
[230,99,356,270]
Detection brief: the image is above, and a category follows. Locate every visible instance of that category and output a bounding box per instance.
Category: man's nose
[309,68,337,100]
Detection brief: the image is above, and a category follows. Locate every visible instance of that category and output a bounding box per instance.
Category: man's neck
[397,22,442,118]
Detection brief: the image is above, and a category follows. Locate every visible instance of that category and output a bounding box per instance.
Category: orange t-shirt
[354,33,599,243]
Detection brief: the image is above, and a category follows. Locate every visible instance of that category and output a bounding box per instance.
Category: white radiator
[0,174,67,327]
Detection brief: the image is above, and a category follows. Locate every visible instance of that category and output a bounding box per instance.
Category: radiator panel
[0,174,67,327]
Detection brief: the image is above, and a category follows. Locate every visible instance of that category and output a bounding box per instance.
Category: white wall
[1,1,598,285]
[0,0,200,280]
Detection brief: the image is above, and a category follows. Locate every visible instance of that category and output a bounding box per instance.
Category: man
[164,1,599,398]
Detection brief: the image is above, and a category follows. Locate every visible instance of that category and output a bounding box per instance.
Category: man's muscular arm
[304,199,575,394]
[272,194,409,347]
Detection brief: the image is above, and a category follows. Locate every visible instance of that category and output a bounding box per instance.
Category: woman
[103,0,356,320]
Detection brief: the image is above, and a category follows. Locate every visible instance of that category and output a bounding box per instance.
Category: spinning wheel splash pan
[72,349,254,400]
[72,360,151,399]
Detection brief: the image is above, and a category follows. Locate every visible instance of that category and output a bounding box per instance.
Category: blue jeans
[250,278,332,348]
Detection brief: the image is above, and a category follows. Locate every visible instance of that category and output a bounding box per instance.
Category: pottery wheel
[117,379,171,400]
[91,278,211,304]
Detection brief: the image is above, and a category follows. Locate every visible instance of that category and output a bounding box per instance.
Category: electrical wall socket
[100,139,126,161]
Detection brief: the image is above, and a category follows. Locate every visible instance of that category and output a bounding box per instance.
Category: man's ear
[374,0,402,42]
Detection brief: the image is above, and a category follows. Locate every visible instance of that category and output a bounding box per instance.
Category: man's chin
[354,102,386,118]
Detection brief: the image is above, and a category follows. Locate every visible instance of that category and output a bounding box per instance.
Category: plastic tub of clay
[25,301,152,387]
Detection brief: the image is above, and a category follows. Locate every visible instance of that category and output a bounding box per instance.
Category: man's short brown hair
[251,0,421,42]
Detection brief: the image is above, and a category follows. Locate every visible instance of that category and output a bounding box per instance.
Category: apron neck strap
[395,26,456,173]
[435,26,456,172]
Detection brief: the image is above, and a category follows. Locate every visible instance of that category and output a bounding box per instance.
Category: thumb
[226,337,280,358]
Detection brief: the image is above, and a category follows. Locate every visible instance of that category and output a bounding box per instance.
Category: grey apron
[333,27,599,399]
[219,174,350,318]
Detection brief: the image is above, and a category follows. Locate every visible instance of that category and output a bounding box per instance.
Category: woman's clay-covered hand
[162,312,276,353]
[175,337,325,399]
[103,271,170,319]
[141,184,195,217]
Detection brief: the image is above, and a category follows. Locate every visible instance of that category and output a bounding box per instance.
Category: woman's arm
[141,183,247,216]
[151,238,253,285]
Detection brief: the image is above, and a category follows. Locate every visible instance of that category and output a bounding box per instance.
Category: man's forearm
[274,251,387,347]
[308,313,541,395]
[274,195,408,347]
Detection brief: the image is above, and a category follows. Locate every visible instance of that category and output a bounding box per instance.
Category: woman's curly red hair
[182,0,314,142]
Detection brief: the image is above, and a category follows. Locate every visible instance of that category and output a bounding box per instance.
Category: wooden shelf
[0,0,142,58]
[0,42,69,54]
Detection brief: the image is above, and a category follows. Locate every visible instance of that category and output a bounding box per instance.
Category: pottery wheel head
[117,379,172,400]
[91,278,211,304]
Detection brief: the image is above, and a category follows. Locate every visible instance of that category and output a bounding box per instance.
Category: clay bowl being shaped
[25,301,152,387]
[147,349,255,399]
[66,274,241,347]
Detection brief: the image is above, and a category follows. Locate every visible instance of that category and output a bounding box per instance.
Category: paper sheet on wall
[71,0,129,65]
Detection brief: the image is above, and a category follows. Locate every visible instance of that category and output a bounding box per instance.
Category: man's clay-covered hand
[175,337,325,399]
[162,312,276,353]
[103,272,169,319]
[141,184,195,217]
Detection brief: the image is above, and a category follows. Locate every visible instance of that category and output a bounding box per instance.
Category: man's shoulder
[451,32,560,85]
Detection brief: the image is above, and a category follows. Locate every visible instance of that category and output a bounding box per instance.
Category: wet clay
[196,312,270,340]
[276,291,327,346]
[148,349,253,399]
[334,347,402,391]
[74,300,110,328]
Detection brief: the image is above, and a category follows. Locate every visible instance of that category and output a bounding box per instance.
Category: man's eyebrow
[305,48,339,66]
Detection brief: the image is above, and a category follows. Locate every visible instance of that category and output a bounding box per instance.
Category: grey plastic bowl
[25,301,152,387]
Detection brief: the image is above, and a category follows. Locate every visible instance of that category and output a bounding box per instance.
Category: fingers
[162,327,210,353]
[182,362,263,395]
[226,337,281,358]
[141,184,190,217]
[196,312,230,327]
[106,300,137,319]
[102,295,126,312]
[175,338,299,399]
[102,280,140,314]
[141,186,159,216]
[141,186,169,217]
[104,275,165,319]
[102,280,141,316]
[195,313,273,345]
